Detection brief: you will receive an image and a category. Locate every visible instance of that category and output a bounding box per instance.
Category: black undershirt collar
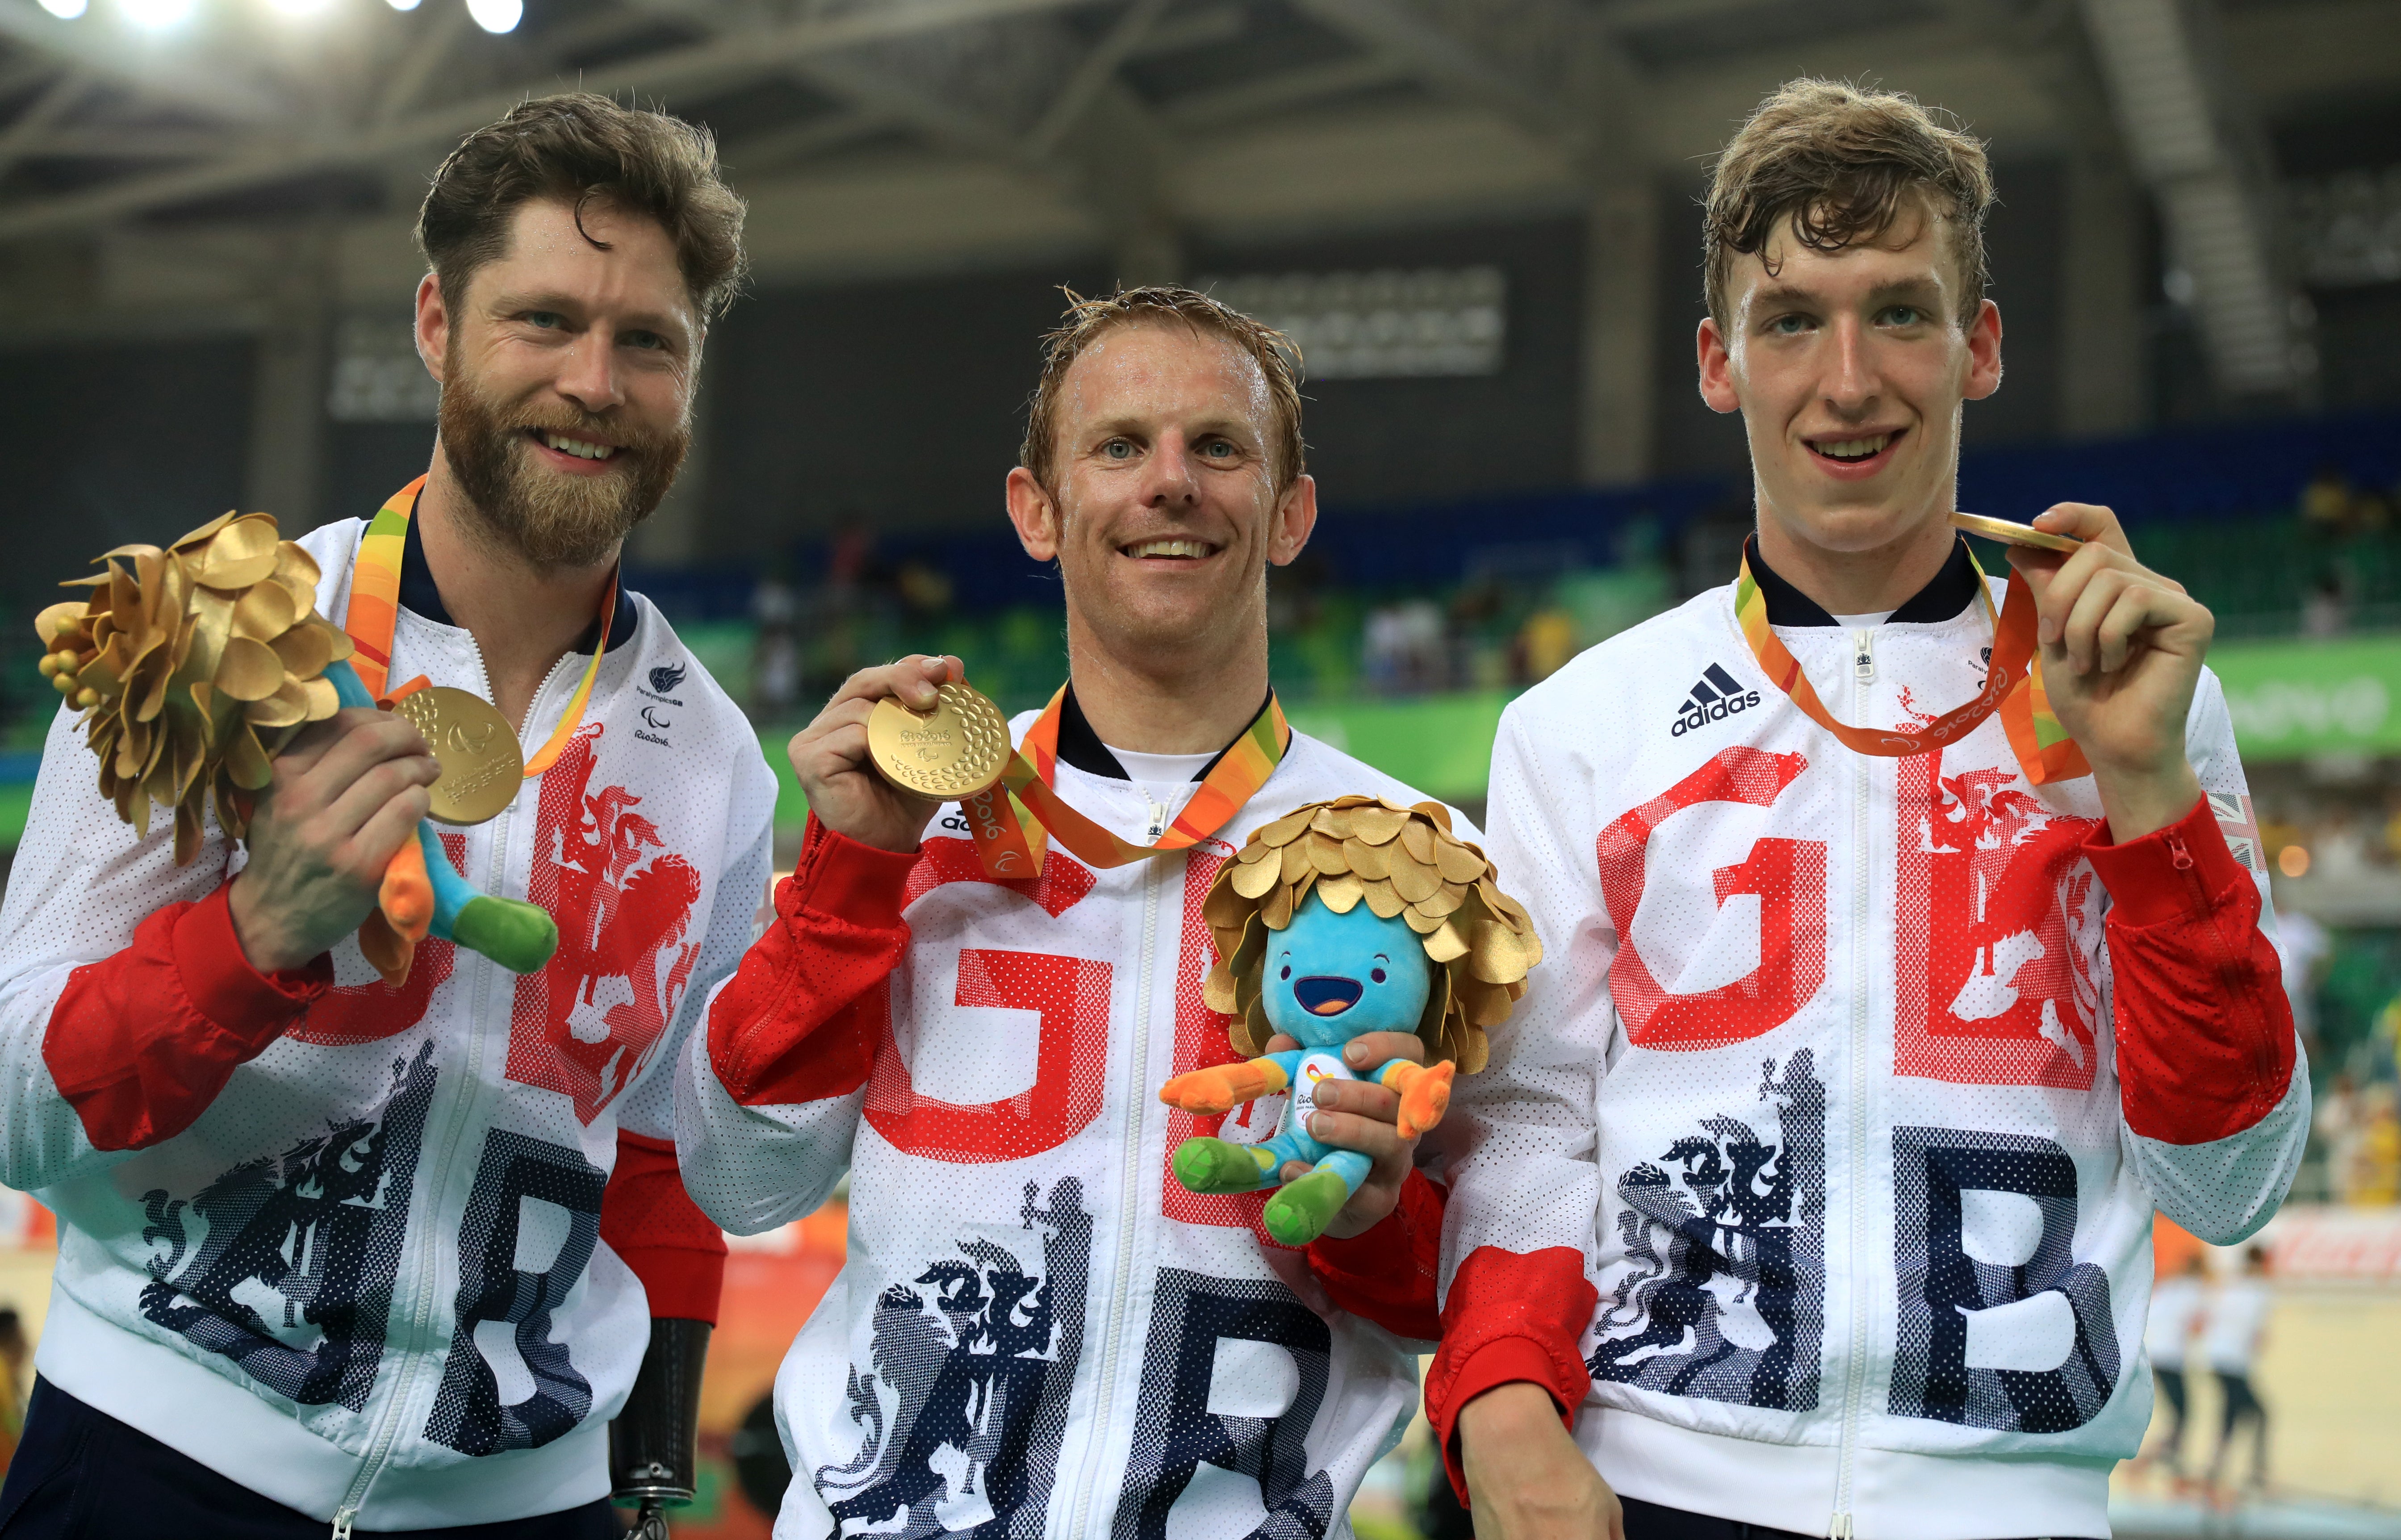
[1744,532,1983,627]
[398,503,637,654]
[1053,683,1275,783]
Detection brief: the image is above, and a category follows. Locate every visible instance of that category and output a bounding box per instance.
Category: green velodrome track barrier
[10,636,2401,850]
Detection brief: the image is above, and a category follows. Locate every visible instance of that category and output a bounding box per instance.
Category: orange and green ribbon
[343,475,617,779]
[1735,544,2089,786]
[962,687,1290,879]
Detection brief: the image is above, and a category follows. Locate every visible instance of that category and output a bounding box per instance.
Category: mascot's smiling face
[1260,894,1433,1049]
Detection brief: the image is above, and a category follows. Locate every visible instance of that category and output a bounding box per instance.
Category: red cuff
[2084,794,2238,927]
[601,1132,728,1326]
[46,883,333,1152]
[707,814,916,1108]
[1434,1340,1578,1505]
[1305,1168,1445,1340]
[790,813,919,928]
[1426,1244,1597,1503]
[2087,795,2297,1146]
[178,882,336,1039]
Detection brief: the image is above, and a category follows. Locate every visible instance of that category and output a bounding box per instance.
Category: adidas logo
[1670,663,1761,737]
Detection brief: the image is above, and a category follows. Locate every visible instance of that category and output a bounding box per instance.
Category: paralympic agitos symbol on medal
[866,681,1012,801]
[388,686,525,827]
[34,509,561,989]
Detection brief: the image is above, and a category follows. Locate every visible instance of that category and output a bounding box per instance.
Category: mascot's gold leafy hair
[1199,795,1540,1073]
[33,512,353,866]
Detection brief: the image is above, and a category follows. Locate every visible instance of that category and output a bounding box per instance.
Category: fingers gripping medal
[866,681,1011,800]
[1949,511,2083,553]
[386,686,524,826]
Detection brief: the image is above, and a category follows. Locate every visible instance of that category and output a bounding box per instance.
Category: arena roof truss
[0,0,2381,407]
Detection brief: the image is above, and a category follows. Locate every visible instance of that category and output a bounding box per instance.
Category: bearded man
[676,286,1452,1536]
[0,95,771,1536]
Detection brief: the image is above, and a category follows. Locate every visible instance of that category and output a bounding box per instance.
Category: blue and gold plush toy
[1161,795,1542,1245]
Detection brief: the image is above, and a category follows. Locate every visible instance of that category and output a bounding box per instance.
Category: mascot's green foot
[1263,1168,1350,1247]
[1173,1137,1274,1194]
[450,896,560,974]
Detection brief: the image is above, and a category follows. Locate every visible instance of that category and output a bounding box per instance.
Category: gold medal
[1950,511,2083,553]
[389,686,526,826]
[866,681,1011,800]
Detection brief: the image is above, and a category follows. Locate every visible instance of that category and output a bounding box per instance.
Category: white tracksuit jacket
[1427,548,2307,1540]
[0,515,774,1530]
[678,719,1456,1540]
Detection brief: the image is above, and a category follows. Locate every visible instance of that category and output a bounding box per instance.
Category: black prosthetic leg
[609,1318,711,1540]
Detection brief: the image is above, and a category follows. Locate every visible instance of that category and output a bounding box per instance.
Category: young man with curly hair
[1432,80,2305,1540]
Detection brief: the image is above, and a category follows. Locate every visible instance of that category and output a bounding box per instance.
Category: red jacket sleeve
[707,814,918,1107]
[1425,1245,1598,1502]
[44,881,333,1152]
[2086,796,2297,1146]
[600,1130,728,1324]
[1305,1168,1446,1340]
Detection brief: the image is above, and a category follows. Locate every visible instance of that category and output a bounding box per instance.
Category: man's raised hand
[789,656,969,854]
[229,707,439,974]
[2011,502,2209,840]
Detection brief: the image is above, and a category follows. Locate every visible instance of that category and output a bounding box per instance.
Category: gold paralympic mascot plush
[33,512,557,987]
[1159,795,1541,1244]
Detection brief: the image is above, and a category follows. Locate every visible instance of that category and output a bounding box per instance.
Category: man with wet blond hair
[1431,80,2304,1539]
[677,285,1466,1536]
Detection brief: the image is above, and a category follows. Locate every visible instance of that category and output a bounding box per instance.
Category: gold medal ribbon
[961,686,1290,879]
[344,476,617,783]
[1736,542,2088,785]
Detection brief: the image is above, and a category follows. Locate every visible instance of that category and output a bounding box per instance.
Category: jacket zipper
[1065,851,1165,1536]
[1830,629,1874,1538]
[329,645,577,1536]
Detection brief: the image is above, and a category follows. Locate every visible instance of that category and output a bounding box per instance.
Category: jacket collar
[399,506,637,654]
[1053,682,1273,783]
[1744,532,1983,627]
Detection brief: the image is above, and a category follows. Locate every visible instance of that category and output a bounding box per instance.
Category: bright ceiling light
[37,0,87,17]
[385,0,421,10]
[465,0,519,31]
[120,0,195,27]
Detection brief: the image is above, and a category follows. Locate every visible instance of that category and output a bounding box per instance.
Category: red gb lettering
[863,948,1112,1163]
[864,839,1109,1165]
[1894,752,2101,1088]
[1159,850,1280,1242]
[1598,747,1827,1050]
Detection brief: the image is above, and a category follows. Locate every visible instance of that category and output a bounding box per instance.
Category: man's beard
[438,372,688,570]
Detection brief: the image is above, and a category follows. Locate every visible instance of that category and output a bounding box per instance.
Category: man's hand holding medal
[787,653,983,854]
[1981,502,2215,841]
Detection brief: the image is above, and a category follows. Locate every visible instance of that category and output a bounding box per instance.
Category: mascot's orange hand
[1159,1060,1282,1115]
[1389,1060,1456,1140]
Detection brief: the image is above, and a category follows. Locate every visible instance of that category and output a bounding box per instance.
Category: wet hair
[1703,79,1994,328]
[1020,285,1306,498]
[418,92,747,325]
